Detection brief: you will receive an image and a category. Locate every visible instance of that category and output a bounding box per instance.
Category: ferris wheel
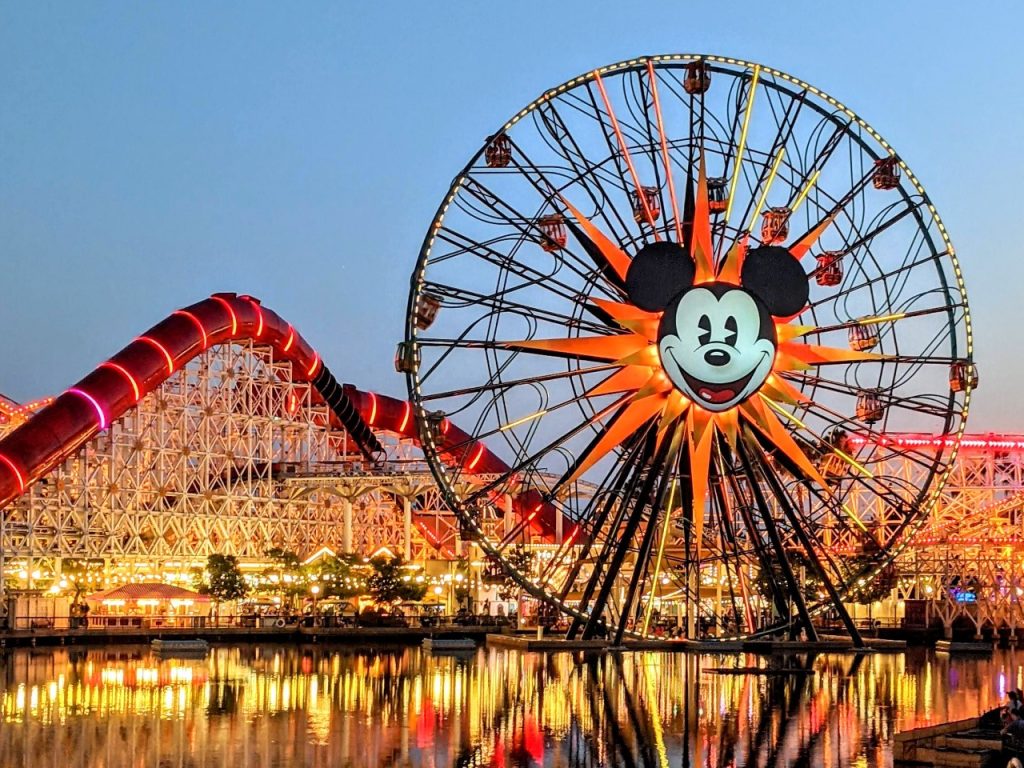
[402,55,974,643]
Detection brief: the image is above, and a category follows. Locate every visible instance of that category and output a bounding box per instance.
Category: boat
[423,638,476,652]
[151,639,210,656]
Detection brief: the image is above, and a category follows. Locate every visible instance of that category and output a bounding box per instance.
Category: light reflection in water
[0,644,1019,767]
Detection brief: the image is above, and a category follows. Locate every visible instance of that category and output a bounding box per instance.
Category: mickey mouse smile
[668,349,769,406]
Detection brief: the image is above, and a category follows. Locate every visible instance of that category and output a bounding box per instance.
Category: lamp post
[310,584,320,625]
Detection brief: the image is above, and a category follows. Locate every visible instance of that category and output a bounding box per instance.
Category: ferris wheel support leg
[737,438,819,642]
[752,441,865,649]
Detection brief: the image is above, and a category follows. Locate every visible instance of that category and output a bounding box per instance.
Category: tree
[264,547,307,602]
[196,554,248,616]
[310,553,365,599]
[497,546,533,602]
[367,556,427,605]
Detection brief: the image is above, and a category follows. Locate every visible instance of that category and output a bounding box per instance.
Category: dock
[894,711,1017,766]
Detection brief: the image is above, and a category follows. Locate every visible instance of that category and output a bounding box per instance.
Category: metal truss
[0,341,461,593]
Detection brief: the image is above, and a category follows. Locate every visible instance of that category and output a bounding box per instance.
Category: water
[0,643,1017,767]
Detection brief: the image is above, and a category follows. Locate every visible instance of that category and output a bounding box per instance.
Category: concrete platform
[486,634,906,654]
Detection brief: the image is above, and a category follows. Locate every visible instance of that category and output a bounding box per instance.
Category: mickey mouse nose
[704,349,731,367]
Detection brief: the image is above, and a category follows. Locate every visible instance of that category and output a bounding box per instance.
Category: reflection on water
[0,643,1019,767]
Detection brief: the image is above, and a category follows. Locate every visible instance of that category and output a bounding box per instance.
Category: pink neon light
[100,361,141,402]
[68,387,107,430]
[398,401,411,432]
[849,434,1024,451]
[173,310,208,349]
[467,443,486,471]
[211,296,238,335]
[137,337,175,375]
[283,327,295,352]
[0,453,25,493]
[307,353,320,377]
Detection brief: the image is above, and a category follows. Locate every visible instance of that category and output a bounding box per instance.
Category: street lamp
[310,584,321,623]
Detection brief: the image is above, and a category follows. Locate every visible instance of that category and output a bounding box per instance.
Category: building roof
[85,582,210,602]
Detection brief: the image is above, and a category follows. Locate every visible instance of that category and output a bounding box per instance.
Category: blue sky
[1,1,1020,430]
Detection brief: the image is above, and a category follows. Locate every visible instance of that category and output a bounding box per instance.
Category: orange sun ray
[686,407,716,557]
[717,234,748,285]
[506,334,648,362]
[790,215,835,260]
[777,341,885,367]
[566,394,667,485]
[588,366,657,398]
[692,151,715,282]
[741,396,830,492]
[559,196,633,280]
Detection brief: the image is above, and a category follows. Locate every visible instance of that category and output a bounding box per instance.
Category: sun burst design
[505,153,883,550]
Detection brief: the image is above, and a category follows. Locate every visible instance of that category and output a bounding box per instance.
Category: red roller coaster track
[0,293,561,541]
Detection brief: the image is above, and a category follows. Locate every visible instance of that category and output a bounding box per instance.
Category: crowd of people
[1001,690,1024,740]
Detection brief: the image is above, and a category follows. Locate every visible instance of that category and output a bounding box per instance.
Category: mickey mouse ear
[625,241,696,312]
[740,245,809,318]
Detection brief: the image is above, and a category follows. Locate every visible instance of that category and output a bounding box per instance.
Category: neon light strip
[499,409,548,432]
[646,60,681,243]
[137,337,175,375]
[849,435,1024,451]
[857,313,906,326]
[68,387,107,430]
[791,169,821,212]
[367,392,377,425]
[307,353,320,377]
[0,453,25,493]
[211,296,238,335]
[593,71,660,237]
[398,401,411,432]
[245,298,264,337]
[283,327,295,352]
[100,361,141,402]
[173,310,208,349]
[725,64,761,223]
[466,443,486,471]
[564,526,581,546]
[747,148,785,231]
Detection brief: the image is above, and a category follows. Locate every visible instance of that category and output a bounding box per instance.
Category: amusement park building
[0,293,1016,638]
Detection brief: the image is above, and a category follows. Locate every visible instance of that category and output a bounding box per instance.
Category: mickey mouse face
[625,241,808,412]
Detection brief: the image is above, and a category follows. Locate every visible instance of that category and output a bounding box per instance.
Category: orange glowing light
[100,362,141,402]
[211,296,238,335]
[307,353,320,377]
[283,327,295,352]
[367,392,378,425]
[0,452,25,493]
[398,401,411,432]
[467,443,486,471]
[245,298,265,337]
[137,337,175,375]
[502,148,880,532]
[173,310,208,349]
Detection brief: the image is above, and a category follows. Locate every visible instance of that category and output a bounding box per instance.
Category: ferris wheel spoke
[433,228,605,307]
[644,61,682,243]
[531,100,638,243]
[418,363,619,404]
[420,280,615,335]
[808,305,962,337]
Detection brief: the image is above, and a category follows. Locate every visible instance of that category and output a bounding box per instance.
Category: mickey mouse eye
[725,315,738,346]
[698,314,712,345]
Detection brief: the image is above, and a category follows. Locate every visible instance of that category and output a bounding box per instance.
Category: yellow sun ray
[742,395,830,492]
[777,341,885,367]
[717,234,748,286]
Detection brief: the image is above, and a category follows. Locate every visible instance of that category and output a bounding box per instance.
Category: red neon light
[307,353,320,377]
[173,310,208,349]
[100,361,141,402]
[288,392,299,416]
[564,526,581,546]
[211,296,238,335]
[441,419,450,435]
[137,337,175,375]
[367,392,378,425]
[0,453,25,493]
[68,387,107,430]
[398,401,411,432]
[467,443,486,471]
[245,298,264,337]
[283,327,295,352]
